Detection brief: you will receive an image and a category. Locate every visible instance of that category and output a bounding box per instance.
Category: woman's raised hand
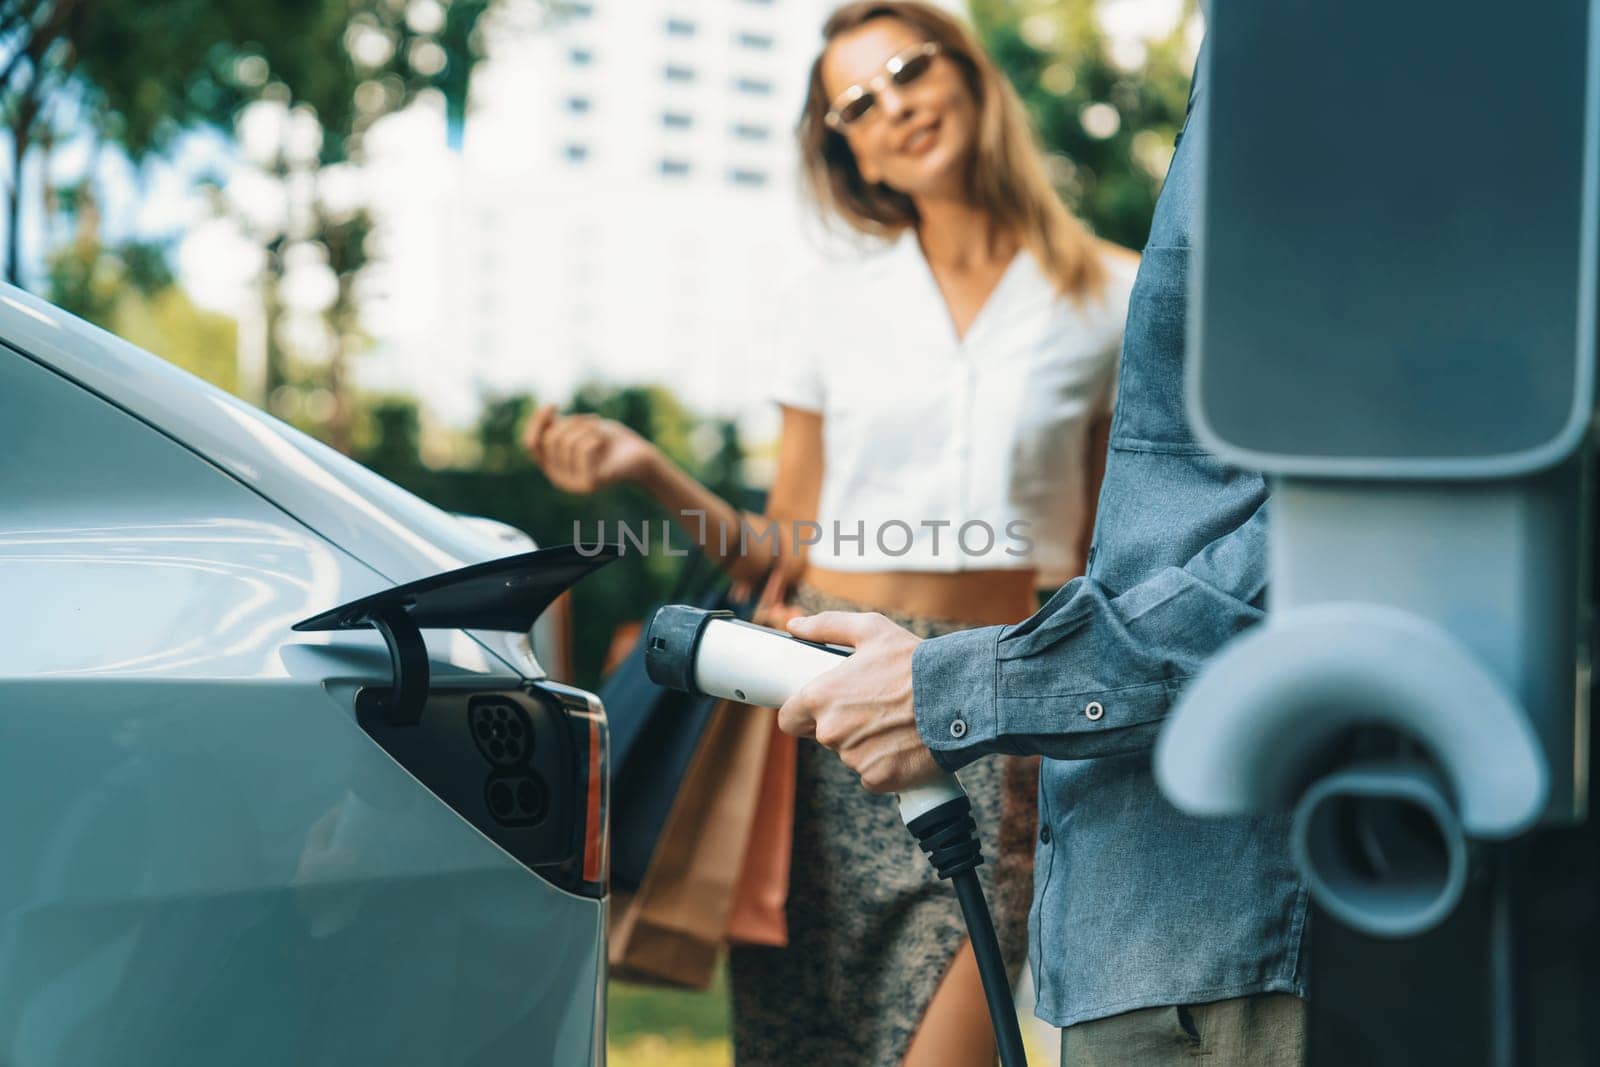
[520,403,659,494]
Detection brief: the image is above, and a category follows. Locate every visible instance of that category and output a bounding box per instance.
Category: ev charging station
[1156,1,1600,1063]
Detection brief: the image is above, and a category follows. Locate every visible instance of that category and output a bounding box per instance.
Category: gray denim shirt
[911,56,1308,1028]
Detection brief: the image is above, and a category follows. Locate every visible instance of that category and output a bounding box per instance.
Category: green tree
[970,0,1198,249]
[0,0,499,285]
[43,176,237,391]
[45,241,240,394]
[114,287,240,393]
[476,393,537,473]
[372,395,424,464]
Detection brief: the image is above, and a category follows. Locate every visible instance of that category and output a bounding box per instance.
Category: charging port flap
[293,542,620,723]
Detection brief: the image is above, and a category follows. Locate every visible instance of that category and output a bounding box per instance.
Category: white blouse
[770,230,1137,585]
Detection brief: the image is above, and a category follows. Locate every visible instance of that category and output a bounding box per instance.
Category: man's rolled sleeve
[912,625,1002,771]
[912,497,1268,764]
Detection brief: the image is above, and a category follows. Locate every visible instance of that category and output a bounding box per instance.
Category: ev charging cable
[644,605,1029,1067]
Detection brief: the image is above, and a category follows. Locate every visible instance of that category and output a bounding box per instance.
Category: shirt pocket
[1107,244,1210,455]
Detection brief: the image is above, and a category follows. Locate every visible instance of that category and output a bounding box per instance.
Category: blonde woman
[523,3,1137,1062]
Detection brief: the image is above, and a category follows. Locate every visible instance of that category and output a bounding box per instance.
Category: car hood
[0,284,508,587]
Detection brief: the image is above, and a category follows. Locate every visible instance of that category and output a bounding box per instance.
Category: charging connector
[645,605,1029,1067]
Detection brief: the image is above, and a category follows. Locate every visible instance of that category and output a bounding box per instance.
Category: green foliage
[7,0,491,163]
[44,261,239,393]
[351,384,753,691]
[476,393,536,473]
[109,287,239,393]
[43,199,237,393]
[2,0,503,285]
[609,968,731,1047]
[59,0,318,159]
[319,206,374,282]
[434,0,493,145]
[363,394,426,473]
[970,0,1198,249]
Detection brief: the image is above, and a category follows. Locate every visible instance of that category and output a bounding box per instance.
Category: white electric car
[0,283,614,1066]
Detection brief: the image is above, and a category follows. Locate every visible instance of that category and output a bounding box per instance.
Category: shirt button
[1039,823,1052,844]
[949,718,968,739]
[1085,701,1104,722]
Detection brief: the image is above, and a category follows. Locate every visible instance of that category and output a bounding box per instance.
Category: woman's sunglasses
[824,41,943,130]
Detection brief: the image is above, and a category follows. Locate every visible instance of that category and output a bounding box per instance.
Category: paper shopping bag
[724,716,795,947]
[608,697,773,988]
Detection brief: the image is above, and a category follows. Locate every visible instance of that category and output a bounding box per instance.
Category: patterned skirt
[728,583,1039,1066]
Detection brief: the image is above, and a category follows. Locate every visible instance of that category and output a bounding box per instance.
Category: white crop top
[770,230,1137,585]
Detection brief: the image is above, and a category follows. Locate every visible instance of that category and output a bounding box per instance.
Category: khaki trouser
[1062,993,1306,1066]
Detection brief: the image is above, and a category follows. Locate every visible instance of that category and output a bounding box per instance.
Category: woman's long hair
[800,1,1105,299]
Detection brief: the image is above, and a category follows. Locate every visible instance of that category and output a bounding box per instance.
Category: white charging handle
[649,609,966,825]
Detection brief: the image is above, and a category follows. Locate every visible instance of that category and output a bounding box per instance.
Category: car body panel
[0,676,604,1067]
[0,285,497,588]
[0,300,605,1064]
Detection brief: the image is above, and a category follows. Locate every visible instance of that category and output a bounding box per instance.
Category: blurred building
[358,0,850,435]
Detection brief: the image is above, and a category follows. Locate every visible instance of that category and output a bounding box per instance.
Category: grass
[607,1035,731,1067]
[606,963,1061,1065]
[607,969,731,1064]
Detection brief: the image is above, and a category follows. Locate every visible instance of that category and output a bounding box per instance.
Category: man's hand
[777,610,944,794]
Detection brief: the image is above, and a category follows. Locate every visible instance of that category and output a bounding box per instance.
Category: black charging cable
[907,792,1029,1067]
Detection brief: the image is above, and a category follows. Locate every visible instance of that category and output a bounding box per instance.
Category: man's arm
[913,493,1268,770]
